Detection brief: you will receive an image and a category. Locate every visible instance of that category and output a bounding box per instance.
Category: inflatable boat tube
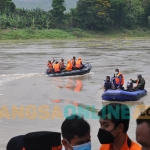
[45,63,92,77]
[102,89,147,101]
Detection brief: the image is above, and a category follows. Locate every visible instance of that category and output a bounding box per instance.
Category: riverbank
[1,28,150,41]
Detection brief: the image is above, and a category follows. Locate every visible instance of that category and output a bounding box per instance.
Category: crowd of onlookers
[46,56,83,73]
[6,103,150,150]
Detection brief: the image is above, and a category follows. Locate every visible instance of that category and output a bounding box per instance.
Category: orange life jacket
[66,62,72,71]
[75,60,82,68]
[47,62,53,69]
[114,72,124,85]
[54,64,60,72]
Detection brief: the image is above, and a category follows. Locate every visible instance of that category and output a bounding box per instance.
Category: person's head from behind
[136,107,150,150]
[115,69,119,75]
[106,76,110,82]
[61,59,64,62]
[97,103,130,144]
[7,131,62,150]
[48,60,51,63]
[67,60,71,63]
[73,56,76,60]
[55,61,58,64]
[137,74,142,79]
[61,114,91,150]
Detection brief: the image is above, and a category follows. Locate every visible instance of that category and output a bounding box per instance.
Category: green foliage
[0,0,16,12]
[142,0,150,26]
[1,0,150,32]
[51,0,66,26]
[0,29,76,40]
[0,8,52,29]
[74,0,112,30]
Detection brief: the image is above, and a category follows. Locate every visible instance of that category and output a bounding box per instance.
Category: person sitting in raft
[103,76,115,92]
[71,56,76,68]
[112,69,124,89]
[53,61,61,73]
[126,81,133,91]
[46,59,55,73]
[130,74,145,90]
[59,58,65,70]
[64,60,72,71]
[75,58,83,69]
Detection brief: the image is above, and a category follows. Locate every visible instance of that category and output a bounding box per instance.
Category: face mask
[115,72,118,75]
[72,141,91,150]
[97,126,120,144]
[65,140,91,150]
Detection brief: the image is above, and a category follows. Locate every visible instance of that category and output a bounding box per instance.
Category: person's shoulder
[99,144,110,150]
[130,140,141,150]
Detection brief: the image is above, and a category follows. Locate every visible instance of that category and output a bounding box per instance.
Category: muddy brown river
[0,39,150,150]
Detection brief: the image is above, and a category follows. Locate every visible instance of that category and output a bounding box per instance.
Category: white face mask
[65,140,91,150]
[115,72,118,75]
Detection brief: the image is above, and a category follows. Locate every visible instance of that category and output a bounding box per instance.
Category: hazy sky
[12,0,77,11]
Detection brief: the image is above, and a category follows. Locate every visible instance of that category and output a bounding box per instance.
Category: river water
[0,39,150,150]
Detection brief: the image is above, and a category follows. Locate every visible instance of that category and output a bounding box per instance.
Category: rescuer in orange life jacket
[112,69,124,89]
[46,59,55,73]
[53,61,61,73]
[75,58,83,69]
[65,60,73,71]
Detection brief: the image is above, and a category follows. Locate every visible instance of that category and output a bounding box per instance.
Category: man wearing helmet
[130,74,145,90]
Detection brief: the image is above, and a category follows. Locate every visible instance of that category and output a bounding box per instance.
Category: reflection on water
[51,98,98,113]
[74,80,83,92]
[54,78,83,92]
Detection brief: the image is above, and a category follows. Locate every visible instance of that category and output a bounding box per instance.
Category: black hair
[115,69,119,72]
[98,103,130,133]
[61,114,90,142]
[106,76,110,79]
[73,56,75,59]
[136,107,150,126]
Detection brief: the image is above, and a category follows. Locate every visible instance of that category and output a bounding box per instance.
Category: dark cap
[23,131,62,150]
[137,74,142,78]
[7,131,62,150]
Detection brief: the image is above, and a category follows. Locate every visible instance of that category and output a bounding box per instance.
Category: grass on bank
[1,28,150,40]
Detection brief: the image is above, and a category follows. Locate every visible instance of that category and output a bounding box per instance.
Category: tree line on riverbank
[0,0,150,31]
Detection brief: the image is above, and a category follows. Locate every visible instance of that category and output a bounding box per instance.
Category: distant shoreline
[1,28,150,41]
